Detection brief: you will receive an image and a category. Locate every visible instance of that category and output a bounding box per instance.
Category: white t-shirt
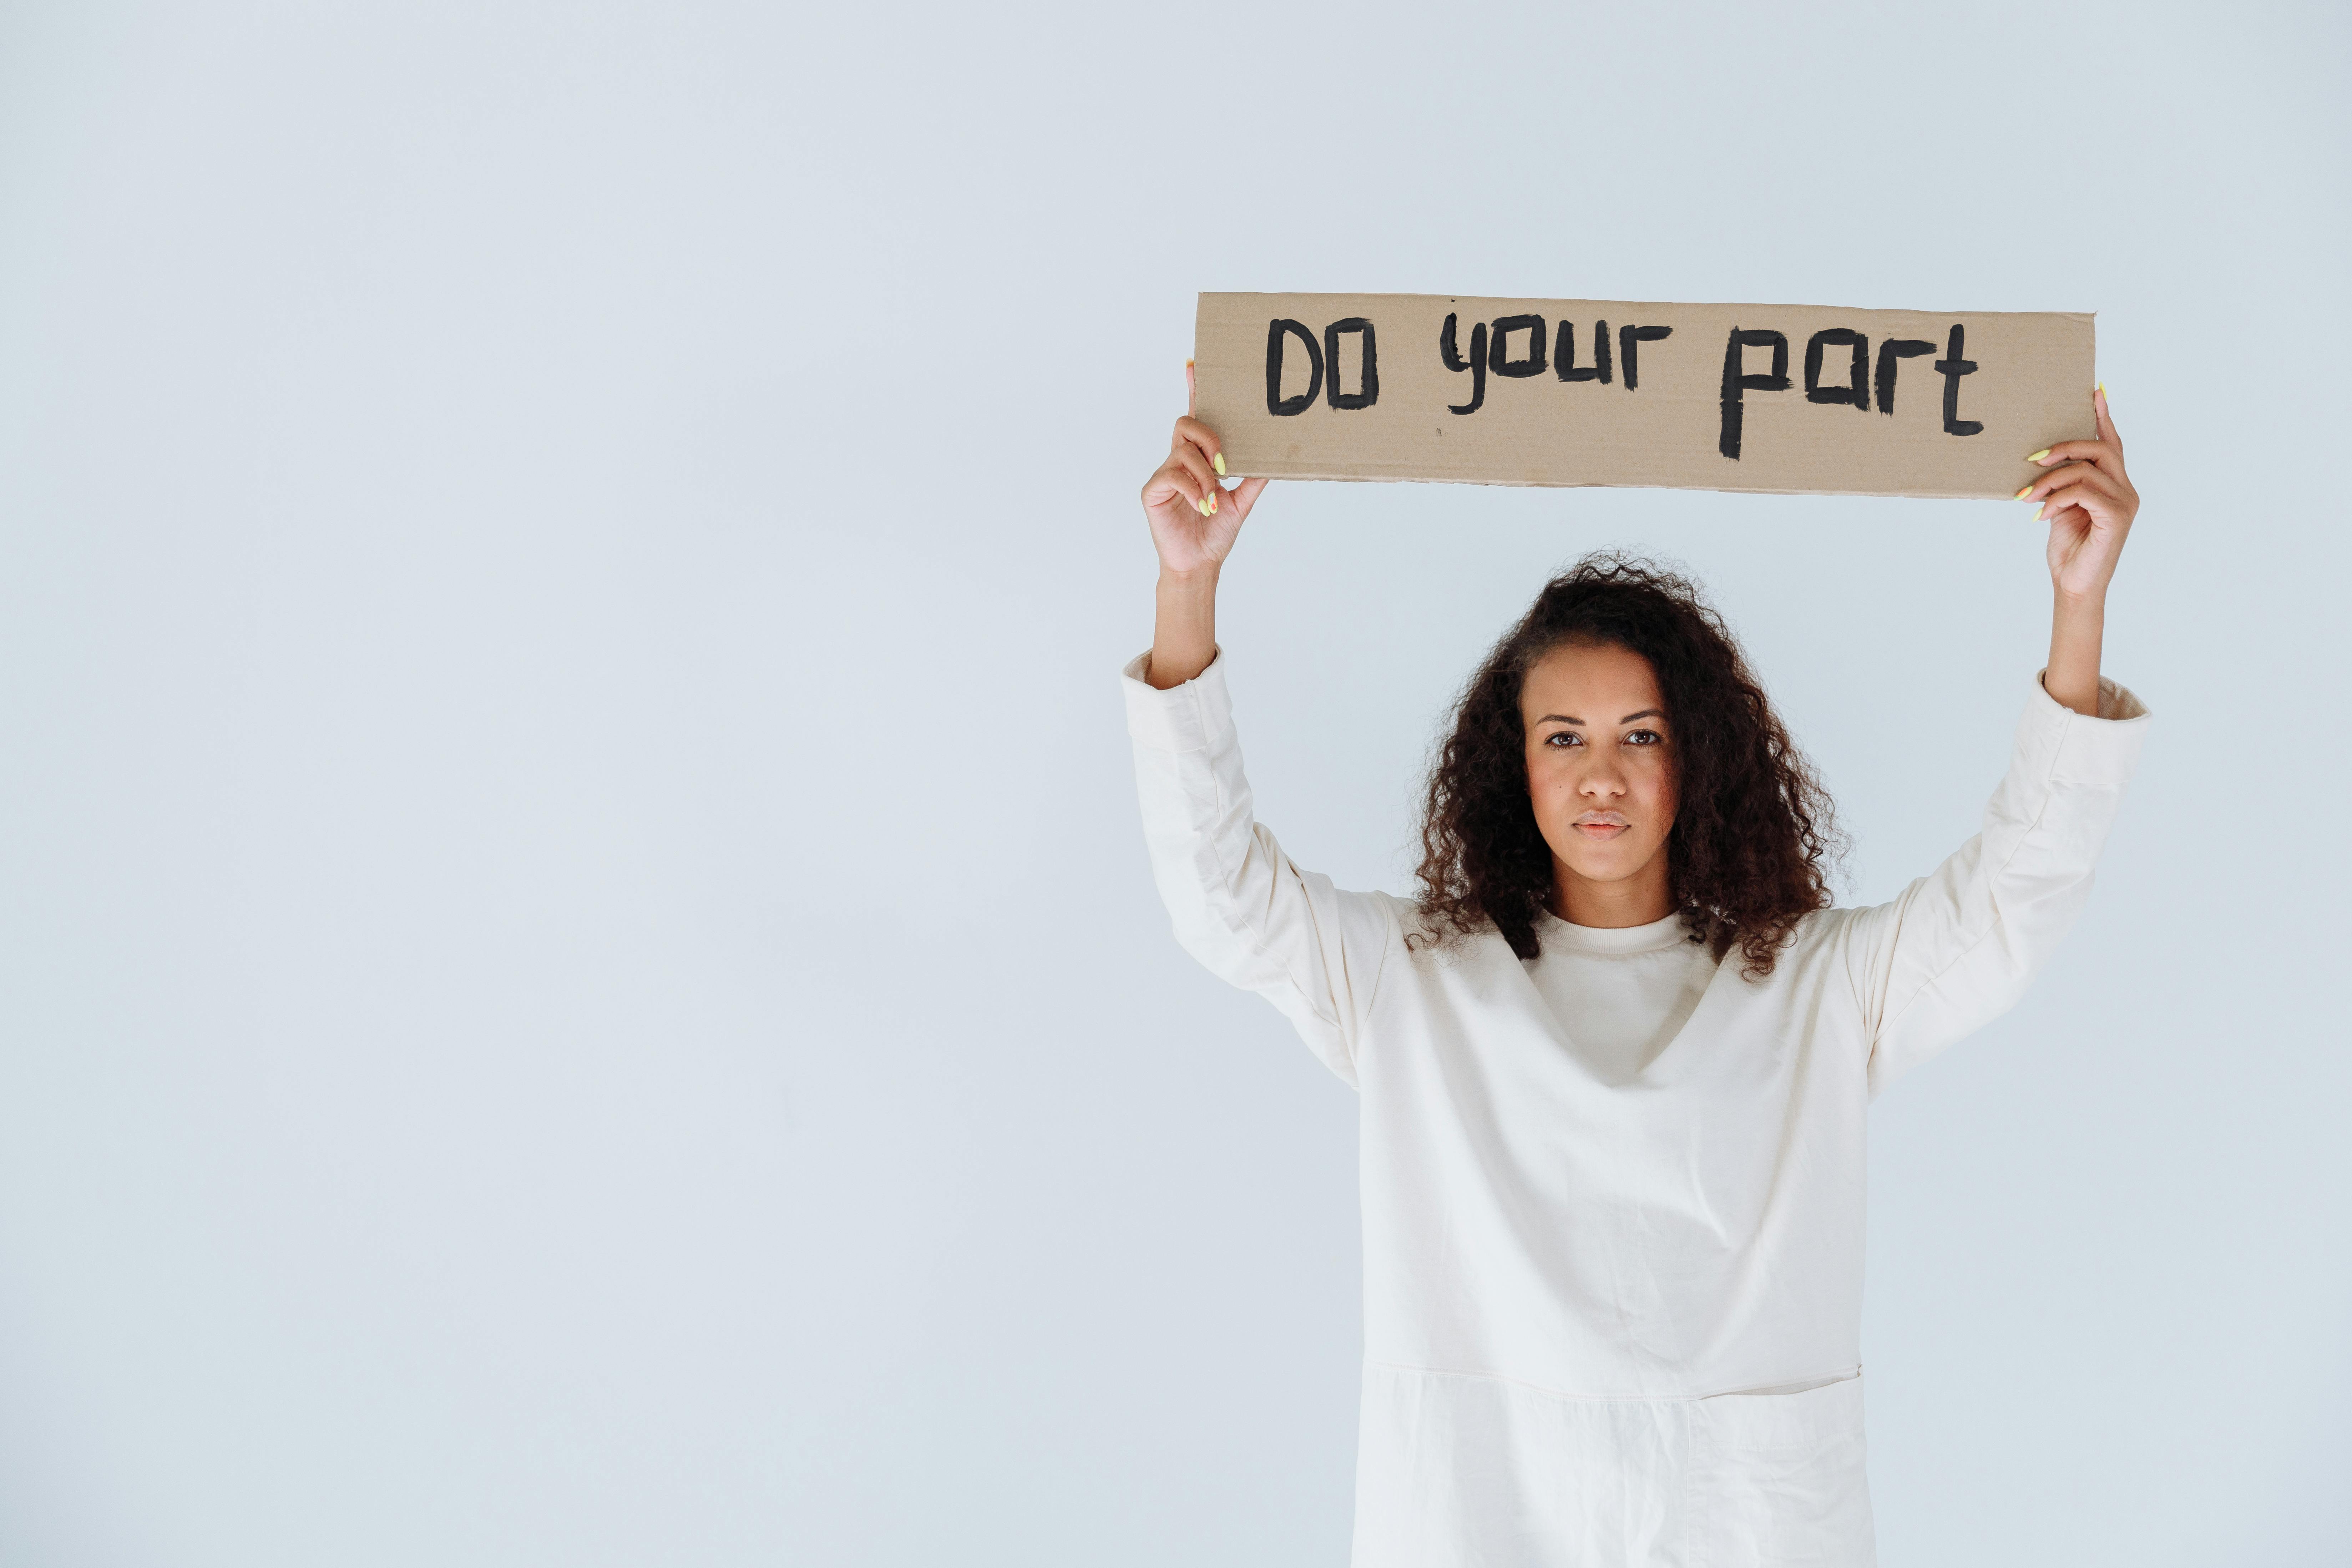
[1122,649,2150,1567]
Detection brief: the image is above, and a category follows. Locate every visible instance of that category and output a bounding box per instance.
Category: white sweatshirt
[1122,649,2150,1568]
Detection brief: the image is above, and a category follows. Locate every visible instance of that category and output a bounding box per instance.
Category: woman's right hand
[1141,361,1268,577]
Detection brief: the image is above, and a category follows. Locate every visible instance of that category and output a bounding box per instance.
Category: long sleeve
[1847,667,2152,1098]
[1122,649,1400,1087]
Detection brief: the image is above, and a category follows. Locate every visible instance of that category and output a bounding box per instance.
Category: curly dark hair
[1412,551,1844,979]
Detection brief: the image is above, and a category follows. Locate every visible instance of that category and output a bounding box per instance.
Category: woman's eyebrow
[1621,709,1664,722]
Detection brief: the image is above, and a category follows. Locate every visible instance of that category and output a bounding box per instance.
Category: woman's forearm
[1149,566,1220,689]
[2027,385,2133,719]
[2045,591,2105,717]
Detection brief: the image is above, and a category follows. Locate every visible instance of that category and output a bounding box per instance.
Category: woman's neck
[1551,863,1676,929]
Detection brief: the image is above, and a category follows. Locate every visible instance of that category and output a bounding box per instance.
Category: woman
[1122,368,2148,1566]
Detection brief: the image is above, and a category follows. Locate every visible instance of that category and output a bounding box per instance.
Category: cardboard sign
[1192,293,2095,499]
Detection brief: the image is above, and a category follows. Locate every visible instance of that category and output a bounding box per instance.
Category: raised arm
[1125,368,1395,1085]
[1140,361,1269,687]
[2025,384,2137,713]
[1851,387,2151,1096]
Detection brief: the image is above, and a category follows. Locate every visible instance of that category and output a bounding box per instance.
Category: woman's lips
[1574,823,1629,839]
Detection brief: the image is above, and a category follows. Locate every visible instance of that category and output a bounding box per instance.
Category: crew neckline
[1536,907,1694,955]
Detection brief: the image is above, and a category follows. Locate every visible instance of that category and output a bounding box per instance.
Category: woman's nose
[1579,760,1627,796]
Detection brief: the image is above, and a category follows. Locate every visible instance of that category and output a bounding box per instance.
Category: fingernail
[1212,453,1226,476]
[2025,449,2051,464]
[2014,486,2033,501]
[1194,497,1208,516]
[2096,381,2106,398]
[1207,492,1218,515]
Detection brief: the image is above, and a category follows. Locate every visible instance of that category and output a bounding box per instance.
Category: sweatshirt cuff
[1122,647,1235,753]
[2024,667,2152,787]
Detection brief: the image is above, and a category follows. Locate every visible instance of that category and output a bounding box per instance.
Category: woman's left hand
[2022,386,2136,604]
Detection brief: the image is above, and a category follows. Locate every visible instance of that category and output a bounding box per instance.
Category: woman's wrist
[2044,588,2106,717]
[1148,565,1221,689]
[1158,562,1221,595]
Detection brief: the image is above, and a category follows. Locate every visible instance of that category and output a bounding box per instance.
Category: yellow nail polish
[2025,449,2051,464]
[1194,497,1208,516]
[2014,486,2033,500]
[1213,453,1226,476]
[2096,381,2106,398]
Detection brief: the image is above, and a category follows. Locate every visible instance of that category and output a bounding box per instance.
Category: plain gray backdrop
[2,1,2346,1562]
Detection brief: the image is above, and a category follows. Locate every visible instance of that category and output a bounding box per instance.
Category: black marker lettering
[1555,320,1599,382]
[1489,314,1547,378]
[1718,328,1790,460]
[1265,319,1323,416]
[1803,329,1868,409]
[1592,319,1613,384]
[1934,324,1982,436]
[1873,338,1935,415]
[1324,318,1378,410]
[1619,324,1672,390]
[1440,313,1487,415]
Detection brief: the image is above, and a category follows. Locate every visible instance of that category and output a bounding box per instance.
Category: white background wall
[2,1,2345,1562]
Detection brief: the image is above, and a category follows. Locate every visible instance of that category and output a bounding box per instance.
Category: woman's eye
[1627,729,1662,745]
[1546,732,1582,747]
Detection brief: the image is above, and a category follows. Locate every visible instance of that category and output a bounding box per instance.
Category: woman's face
[1519,639,1678,910]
